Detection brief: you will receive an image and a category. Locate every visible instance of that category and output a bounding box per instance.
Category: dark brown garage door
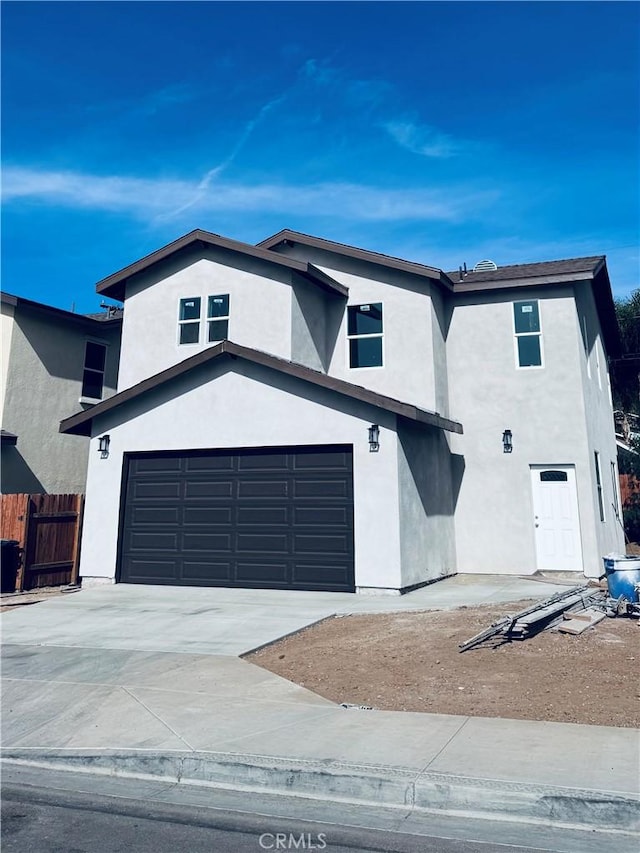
[118,446,354,592]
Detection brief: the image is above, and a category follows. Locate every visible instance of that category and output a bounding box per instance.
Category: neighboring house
[1,293,121,494]
[60,230,624,592]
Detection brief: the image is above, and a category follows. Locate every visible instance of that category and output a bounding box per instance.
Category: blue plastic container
[603,556,640,603]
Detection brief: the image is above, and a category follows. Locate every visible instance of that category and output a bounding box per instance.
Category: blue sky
[2,1,638,313]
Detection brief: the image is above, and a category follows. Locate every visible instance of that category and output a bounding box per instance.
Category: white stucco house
[60,229,624,592]
[1,292,121,494]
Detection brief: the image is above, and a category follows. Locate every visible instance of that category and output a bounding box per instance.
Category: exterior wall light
[98,435,111,458]
[368,424,380,453]
[502,429,513,454]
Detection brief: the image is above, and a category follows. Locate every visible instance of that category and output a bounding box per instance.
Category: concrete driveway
[0,574,571,656]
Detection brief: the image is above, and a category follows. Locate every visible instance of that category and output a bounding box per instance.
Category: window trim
[207,293,230,343]
[80,339,108,402]
[611,460,621,520]
[178,297,202,346]
[582,315,591,379]
[513,299,544,369]
[594,451,605,522]
[347,302,384,370]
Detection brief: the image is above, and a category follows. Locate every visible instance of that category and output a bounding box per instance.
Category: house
[1,293,122,494]
[59,229,624,592]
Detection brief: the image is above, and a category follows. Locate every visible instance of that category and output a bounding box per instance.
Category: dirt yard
[248,599,639,728]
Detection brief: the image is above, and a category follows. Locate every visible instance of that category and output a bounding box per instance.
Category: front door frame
[530,464,584,572]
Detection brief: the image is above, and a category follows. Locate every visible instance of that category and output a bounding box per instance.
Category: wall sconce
[502,429,513,454]
[368,424,380,453]
[98,434,110,459]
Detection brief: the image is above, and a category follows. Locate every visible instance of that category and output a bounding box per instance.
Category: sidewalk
[2,577,639,834]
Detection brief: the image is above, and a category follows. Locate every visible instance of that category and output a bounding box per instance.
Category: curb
[2,750,638,833]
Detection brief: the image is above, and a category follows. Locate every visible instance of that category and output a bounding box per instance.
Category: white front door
[530,465,583,571]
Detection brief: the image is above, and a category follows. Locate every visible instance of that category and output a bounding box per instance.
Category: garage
[118,445,355,591]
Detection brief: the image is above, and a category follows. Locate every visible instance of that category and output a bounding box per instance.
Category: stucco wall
[2,308,120,494]
[1,301,15,416]
[80,361,407,590]
[264,243,445,412]
[447,285,622,576]
[397,420,457,586]
[573,281,625,566]
[117,247,294,391]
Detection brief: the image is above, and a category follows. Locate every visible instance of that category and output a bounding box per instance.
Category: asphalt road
[1,765,633,853]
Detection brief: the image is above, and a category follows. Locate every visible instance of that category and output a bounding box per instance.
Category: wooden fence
[620,475,640,508]
[1,493,84,591]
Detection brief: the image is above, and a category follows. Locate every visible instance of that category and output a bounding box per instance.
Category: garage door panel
[237,506,289,525]
[238,452,289,470]
[294,479,350,498]
[294,507,350,526]
[183,533,232,551]
[186,455,234,471]
[129,532,179,551]
[133,457,182,474]
[238,480,289,498]
[293,562,352,586]
[294,533,350,554]
[236,561,289,584]
[131,507,181,525]
[125,559,180,582]
[134,482,182,499]
[120,446,354,591]
[182,561,232,582]
[293,451,351,470]
[237,533,289,554]
[185,481,233,498]
[183,506,232,525]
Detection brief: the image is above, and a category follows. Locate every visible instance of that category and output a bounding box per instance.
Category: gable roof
[448,256,620,357]
[447,256,606,289]
[1,292,123,328]
[59,340,463,437]
[96,229,348,301]
[257,229,455,291]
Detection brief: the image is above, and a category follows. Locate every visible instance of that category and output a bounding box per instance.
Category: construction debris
[458,585,609,652]
[553,608,606,635]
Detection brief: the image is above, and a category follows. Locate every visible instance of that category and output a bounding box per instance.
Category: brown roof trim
[96,230,348,301]
[1,429,18,446]
[258,229,455,291]
[1,292,122,328]
[449,256,606,289]
[449,256,620,357]
[60,340,463,437]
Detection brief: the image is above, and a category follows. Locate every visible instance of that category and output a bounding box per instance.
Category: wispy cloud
[301,57,464,157]
[165,95,286,219]
[382,119,461,159]
[2,165,498,223]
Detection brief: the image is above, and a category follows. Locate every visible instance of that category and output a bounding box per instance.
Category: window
[594,451,605,521]
[611,461,621,519]
[207,294,230,342]
[348,303,383,368]
[82,341,107,400]
[581,316,591,378]
[179,297,201,344]
[540,470,568,482]
[513,300,542,367]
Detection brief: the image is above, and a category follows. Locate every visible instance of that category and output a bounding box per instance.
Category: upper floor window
[348,303,383,368]
[513,300,542,368]
[179,297,201,344]
[594,451,605,521]
[208,294,230,342]
[82,341,107,400]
